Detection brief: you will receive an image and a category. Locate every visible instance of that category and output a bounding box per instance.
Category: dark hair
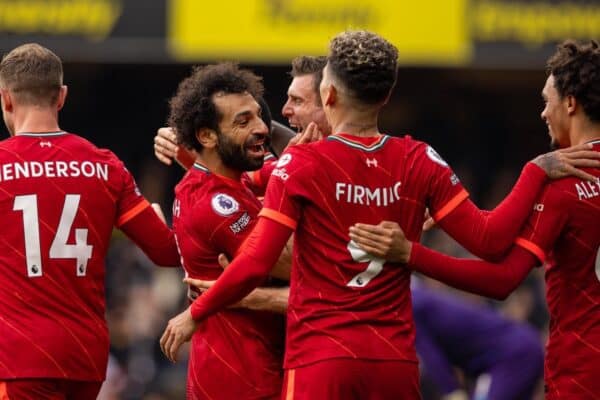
[328,30,398,105]
[0,43,63,106]
[168,63,264,152]
[290,55,327,102]
[547,40,600,123]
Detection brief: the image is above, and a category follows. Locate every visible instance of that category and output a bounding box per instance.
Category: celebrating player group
[1,31,599,400]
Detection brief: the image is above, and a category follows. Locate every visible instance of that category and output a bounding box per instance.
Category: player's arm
[118,204,180,267]
[440,144,600,260]
[350,221,535,299]
[160,217,292,362]
[184,276,289,314]
[408,244,537,300]
[269,236,292,280]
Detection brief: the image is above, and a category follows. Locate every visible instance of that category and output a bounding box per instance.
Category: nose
[540,107,546,122]
[281,100,293,118]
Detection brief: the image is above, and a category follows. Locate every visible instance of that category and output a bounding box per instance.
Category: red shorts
[0,379,102,400]
[281,358,420,400]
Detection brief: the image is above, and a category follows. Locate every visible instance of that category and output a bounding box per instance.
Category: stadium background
[1,0,598,398]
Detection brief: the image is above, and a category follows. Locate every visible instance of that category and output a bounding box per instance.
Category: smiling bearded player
[166,63,287,399]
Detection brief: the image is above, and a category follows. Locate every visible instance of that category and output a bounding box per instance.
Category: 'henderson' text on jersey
[335,182,402,207]
[0,160,109,182]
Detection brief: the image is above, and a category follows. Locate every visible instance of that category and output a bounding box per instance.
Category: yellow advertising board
[168,0,470,65]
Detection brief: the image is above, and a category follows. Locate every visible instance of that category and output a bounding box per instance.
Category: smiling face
[541,74,571,149]
[213,92,269,171]
[281,74,329,135]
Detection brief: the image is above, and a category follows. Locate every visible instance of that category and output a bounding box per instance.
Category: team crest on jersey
[426,146,449,167]
[211,193,239,216]
[276,153,292,167]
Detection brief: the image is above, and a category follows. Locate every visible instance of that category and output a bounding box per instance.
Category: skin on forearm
[238,286,289,314]
[269,237,293,281]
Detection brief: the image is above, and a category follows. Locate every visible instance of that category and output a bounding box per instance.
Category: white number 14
[13,194,93,277]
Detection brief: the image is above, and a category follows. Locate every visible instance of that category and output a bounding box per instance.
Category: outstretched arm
[408,243,537,300]
[159,217,292,362]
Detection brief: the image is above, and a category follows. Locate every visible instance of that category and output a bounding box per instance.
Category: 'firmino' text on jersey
[335,182,402,207]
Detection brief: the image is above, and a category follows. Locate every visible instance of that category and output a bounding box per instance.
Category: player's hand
[286,122,322,148]
[153,127,196,170]
[531,143,600,182]
[349,221,412,263]
[154,127,179,166]
[423,208,436,231]
[160,307,197,363]
[218,253,230,269]
[184,277,216,293]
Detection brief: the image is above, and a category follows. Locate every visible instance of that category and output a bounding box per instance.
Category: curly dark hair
[328,30,398,105]
[547,40,600,123]
[290,55,327,103]
[168,63,264,152]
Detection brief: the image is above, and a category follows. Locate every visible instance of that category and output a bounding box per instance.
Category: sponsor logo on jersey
[450,173,460,186]
[533,203,544,212]
[366,158,378,167]
[426,146,448,167]
[272,168,289,181]
[211,193,239,216]
[172,199,181,218]
[276,153,292,167]
[229,212,251,234]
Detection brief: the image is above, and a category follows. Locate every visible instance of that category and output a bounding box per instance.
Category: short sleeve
[414,144,469,222]
[259,147,315,230]
[515,184,569,263]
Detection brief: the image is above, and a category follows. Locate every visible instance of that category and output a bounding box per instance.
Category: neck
[196,151,242,181]
[329,108,380,137]
[569,117,600,146]
[13,106,61,135]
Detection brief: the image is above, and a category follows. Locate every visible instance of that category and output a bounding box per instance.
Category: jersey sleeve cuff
[258,208,297,230]
[432,189,469,222]
[515,238,546,263]
[116,199,150,227]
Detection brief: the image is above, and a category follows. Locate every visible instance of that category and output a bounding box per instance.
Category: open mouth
[245,141,266,158]
[290,123,304,134]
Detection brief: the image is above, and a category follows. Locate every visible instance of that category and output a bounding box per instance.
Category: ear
[565,95,577,116]
[0,88,13,113]
[196,128,218,149]
[323,84,337,107]
[56,85,68,111]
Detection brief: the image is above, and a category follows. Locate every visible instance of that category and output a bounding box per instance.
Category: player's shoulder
[63,133,123,163]
[548,173,600,205]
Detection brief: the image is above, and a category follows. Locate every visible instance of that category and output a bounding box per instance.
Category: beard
[216,130,264,172]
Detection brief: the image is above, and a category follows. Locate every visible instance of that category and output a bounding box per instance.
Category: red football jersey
[173,163,284,399]
[260,133,468,369]
[246,153,278,197]
[515,140,600,399]
[0,132,151,381]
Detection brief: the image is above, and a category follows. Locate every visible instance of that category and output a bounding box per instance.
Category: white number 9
[346,240,385,287]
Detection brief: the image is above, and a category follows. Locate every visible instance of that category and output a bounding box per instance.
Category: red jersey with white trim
[246,152,278,197]
[173,163,284,399]
[260,133,468,369]
[515,140,600,399]
[0,132,150,381]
